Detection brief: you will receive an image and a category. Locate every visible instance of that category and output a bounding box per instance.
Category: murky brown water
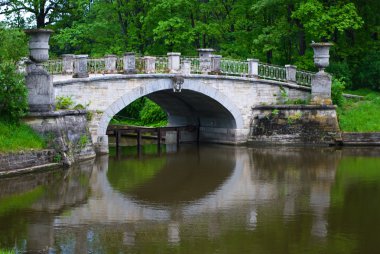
[1,144,380,253]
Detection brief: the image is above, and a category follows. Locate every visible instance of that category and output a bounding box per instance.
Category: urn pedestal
[310,43,333,105]
[25,29,55,112]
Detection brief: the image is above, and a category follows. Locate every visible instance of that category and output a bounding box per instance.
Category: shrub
[332,78,345,106]
[140,99,167,125]
[354,50,380,90]
[0,63,28,123]
[326,61,352,88]
[0,26,28,64]
[56,96,74,110]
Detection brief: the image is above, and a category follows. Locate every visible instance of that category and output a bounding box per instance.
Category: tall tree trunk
[116,0,128,49]
[36,13,46,28]
[299,30,306,56]
[266,50,272,64]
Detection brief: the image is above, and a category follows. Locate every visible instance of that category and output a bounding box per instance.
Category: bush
[55,96,74,110]
[354,50,380,90]
[332,78,345,106]
[326,61,352,88]
[0,26,28,64]
[140,99,167,125]
[117,97,146,120]
[0,63,28,123]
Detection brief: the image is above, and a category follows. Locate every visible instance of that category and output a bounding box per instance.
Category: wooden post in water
[115,130,121,150]
[137,129,142,154]
[137,130,142,147]
[157,128,162,153]
[196,126,200,145]
[176,128,180,146]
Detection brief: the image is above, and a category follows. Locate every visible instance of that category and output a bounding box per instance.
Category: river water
[1,144,380,253]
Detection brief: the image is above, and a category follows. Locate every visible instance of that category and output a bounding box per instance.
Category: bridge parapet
[44,51,315,87]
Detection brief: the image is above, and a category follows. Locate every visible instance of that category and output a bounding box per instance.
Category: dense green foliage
[331,78,345,106]
[2,0,379,90]
[0,27,29,123]
[337,91,380,132]
[0,121,46,153]
[0,64,28,122]
[112,98,168,127]
[55,96,75,110]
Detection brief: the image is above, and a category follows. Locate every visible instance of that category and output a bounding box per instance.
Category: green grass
[344,88,380,97]
[337,92,380,132]
[0,250,15,254]
[0,121,46,153]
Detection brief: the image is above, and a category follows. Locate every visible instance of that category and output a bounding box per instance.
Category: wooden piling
[176,128,180,146]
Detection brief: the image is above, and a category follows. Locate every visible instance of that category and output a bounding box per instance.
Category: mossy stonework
[250,105,341,145]
[0,149,56,174]
[23,110,96,166]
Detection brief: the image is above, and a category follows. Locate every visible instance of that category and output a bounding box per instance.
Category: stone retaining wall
[342,132,380,146]
[249,105,341,145]
[23,110,96,165]
[0,149,55,172]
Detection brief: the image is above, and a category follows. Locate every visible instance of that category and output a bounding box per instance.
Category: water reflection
[0,159,94,252]
[0,146,380,253]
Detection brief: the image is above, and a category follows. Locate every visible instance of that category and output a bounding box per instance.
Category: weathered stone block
[26,66,55,112]
[250,105,341,145]
[73,55,89,78]
[167,52,181,73]
[123,52,136,74]
[311,72,332,105]
[23,110,96,165]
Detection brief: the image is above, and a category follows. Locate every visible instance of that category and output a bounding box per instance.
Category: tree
[0,0,75,28]
[0,26,28,122]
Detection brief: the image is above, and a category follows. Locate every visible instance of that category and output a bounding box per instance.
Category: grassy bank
[0,121,45,153]
[338,90,380,132]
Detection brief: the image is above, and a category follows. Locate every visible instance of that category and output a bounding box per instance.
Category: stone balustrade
[43,50,318,87]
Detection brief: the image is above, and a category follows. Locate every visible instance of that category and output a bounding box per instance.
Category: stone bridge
[53,72,311,151]
[23,31,335,158]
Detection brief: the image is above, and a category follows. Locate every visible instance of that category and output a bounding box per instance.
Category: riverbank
[338,90,380,132]
[0,121,45,153]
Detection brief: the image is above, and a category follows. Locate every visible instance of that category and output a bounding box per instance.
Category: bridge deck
[52,74,115,82]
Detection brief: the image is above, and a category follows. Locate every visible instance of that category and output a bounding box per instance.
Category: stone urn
[311,42,333,72]
[310,42,333,105]
[25,29,53,64]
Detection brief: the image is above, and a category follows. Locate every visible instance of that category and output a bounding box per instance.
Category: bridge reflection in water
[53,145,338,251]
[2,145,380,253]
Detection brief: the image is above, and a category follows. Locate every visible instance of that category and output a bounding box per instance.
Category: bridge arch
[97,78,245,140]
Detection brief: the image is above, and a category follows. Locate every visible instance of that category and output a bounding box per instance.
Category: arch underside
[147,90,238,143]
[97,79,248,144]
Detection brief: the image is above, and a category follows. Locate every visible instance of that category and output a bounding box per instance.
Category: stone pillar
[96,135,109,154]
[62,54,75,74]
[167,52,181,73]
[285,65,297,83]
[144,56,156,74]
[73,55,89,78]
[310,43,333,105]
[104,54,117,74]
[197,48,214,74]
[247,59,259,78]
[211,55,222,74]
[25,29,55,112]
[311,73,332,104]
[181,60,191,75]
[123,52,136,74]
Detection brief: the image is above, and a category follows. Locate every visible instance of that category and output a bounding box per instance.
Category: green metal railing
[44,56,314,86]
